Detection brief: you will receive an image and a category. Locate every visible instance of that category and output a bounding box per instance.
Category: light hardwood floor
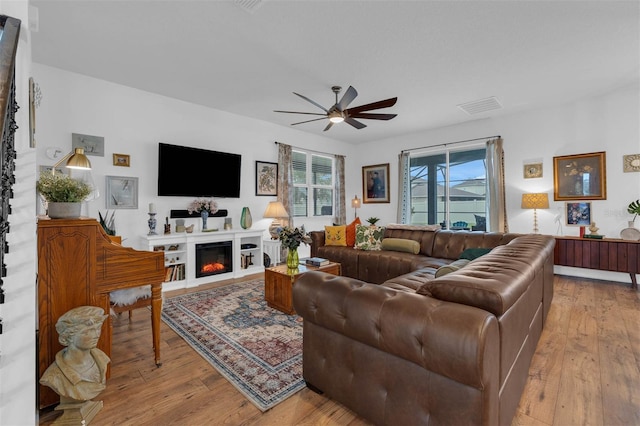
[40,274,640,425]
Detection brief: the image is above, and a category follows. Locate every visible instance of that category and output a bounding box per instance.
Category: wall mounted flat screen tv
[157,143,242,198]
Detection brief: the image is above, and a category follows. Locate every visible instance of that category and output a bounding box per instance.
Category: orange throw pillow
[346,217,361,247]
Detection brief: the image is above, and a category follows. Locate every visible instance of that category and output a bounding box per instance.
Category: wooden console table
[554,236,639,290]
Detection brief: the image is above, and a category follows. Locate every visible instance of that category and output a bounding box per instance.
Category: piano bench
[110,286,152,320]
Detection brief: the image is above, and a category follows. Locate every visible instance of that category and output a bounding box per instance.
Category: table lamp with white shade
[263,201,289,239]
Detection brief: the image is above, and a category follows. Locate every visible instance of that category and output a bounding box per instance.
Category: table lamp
[351,195,361,219]
[521,192,549,234]
[263,201,289,239]
[51,148,92,173]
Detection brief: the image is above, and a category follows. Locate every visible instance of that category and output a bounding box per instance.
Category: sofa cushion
[459,247,492,260]
[416,248,538,316]
[356,250,431,284]
[385,223,441,231]
[382,266,439,291]
[384,224,440,256]
[355,225,385,251]
[431,231,520,260]
[317,245,360,278]
[435,258,471,277]
[346,217,361,247]
[325,225,347,246]
[381,238,420,254]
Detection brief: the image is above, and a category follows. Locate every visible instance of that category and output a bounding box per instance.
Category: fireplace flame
[202,262,225,273]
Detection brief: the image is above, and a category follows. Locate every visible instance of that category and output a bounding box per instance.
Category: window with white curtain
[409,146,487,229]
[292,150,334,217]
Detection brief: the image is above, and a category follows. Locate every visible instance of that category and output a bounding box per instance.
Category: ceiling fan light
[328,110,344,123]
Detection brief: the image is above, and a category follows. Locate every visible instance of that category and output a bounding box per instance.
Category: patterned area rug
[161,279,305,411]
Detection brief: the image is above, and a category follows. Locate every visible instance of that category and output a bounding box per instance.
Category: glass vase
[240,207,252,229]
[201,210,208,230]
[286,248,299,269]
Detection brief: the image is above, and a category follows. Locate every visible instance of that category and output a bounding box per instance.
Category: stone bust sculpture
[40,306,111,402]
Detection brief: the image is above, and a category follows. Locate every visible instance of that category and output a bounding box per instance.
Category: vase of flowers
[277,225,311,269]
[188,198,218,231]
[286,249,299,269]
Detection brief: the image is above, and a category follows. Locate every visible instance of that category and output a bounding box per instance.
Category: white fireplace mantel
[141,229,264,291]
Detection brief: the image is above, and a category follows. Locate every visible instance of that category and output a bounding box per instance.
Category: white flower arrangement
[187,198,218,214]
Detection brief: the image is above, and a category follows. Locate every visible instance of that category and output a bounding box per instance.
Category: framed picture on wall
[362,163,390,203]
[29,77,36,148]
[113,153,130,167]
[553,151,606,201]
[566,201,591,226]
[72,133,105,157]
[255,161,278,196]
[39,165,67,176]
[106,176,138,209]
[523,162,543,179]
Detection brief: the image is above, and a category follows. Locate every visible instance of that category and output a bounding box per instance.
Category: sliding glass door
[409,147,487,230]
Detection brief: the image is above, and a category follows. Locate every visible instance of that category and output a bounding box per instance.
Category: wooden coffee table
[264,262,341,314]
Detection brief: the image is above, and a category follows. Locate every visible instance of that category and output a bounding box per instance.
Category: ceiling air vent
[234,0,264,13]
[457,96,503,115]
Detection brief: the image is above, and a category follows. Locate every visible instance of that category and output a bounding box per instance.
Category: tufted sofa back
[311,228,522,283]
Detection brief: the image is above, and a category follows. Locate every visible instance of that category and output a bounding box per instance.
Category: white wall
[32,64,351,257]
[351,82,640,282]
[0,1,37,425]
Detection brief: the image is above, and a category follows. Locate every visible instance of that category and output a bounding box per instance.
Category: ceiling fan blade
[323,122,334,132]
[345,117,367,129]
[274,110,327,116]
[347,97,398,114]
[293,92,329,113]
[291,117,328,126]
[348,112,397,120]
[337,86,358,111]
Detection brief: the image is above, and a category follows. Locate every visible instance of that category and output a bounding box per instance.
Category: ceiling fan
[274,85,397,131]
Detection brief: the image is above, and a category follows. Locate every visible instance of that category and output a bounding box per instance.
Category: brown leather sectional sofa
[293,225,555,425]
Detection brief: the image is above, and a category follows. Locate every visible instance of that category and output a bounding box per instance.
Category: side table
[263,239,283,266]
[264,262,342,314]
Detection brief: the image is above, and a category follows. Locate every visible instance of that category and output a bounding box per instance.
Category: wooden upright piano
[37,218,165,408]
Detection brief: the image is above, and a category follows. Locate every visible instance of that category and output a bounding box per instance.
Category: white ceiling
[30,0,640,145]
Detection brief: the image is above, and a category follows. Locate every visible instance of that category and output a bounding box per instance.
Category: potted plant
[98,210,121,243]
[628,199,640,227]
[366,217,380,226]
[99,211,116,235]
[37,173,91,218]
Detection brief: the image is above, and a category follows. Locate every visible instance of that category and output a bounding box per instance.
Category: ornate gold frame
[553,151,606,201]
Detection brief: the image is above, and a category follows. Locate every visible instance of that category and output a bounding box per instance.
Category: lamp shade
[521,193,549,209]
[263,201,289,219]
[50,148,92,176]
[351,195,361,208]
[66,148,92,169]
